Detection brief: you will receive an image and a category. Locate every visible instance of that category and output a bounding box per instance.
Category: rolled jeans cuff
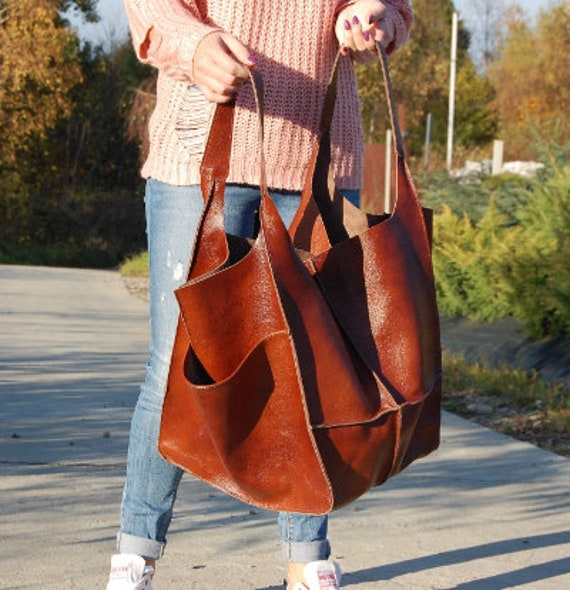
[117,531,166,560]
[282,539,331,563]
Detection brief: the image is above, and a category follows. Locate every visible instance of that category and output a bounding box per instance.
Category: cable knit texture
[124,0,412,190]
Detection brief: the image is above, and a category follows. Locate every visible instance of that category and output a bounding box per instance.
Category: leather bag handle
[199,42,405,193]
[318,43,405,159]
[288,43,407,248]
[200,69,267,191]
[191,43,407,277]
[189,70,266,278]
[376,41,406,160]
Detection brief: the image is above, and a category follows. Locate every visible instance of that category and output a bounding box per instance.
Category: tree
[0,3,149,267]
[453,58,496,147]
[0,0,84,169]
[356,0,496,158]
[461,0,504,68]
[487,1,570,160]
[46,40,151,192]
[0,38,151,266]
[58,0,98,21]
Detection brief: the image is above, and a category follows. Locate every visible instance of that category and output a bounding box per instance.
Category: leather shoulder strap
[199,70,266,192]
[319,43,405,160]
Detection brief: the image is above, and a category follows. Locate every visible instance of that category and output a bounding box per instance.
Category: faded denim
[119,179,359,562]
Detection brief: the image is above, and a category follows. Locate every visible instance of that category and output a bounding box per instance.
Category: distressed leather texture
[158,45,442,514]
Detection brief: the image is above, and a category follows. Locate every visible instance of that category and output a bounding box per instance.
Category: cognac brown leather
[158,44,442,514]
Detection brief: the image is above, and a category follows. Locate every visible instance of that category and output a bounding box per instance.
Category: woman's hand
[335,0,396,64]
[193,31,256,103]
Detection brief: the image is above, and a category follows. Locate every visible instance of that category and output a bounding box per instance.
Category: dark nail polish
[364,31,370,42]
[352,15,360,25]
[369,14,375,25]
[344,19,351,31]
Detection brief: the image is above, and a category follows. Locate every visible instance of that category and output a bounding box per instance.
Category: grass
[120,251,149,277]
[549,409,570,434]
[443,352,569,414]
[443,351,570,457]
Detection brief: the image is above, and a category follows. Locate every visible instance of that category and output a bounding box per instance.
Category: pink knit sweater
[124,0,412,190]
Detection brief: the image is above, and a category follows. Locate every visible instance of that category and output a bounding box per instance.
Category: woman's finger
[340,16,378,59]
[193,32,255,103]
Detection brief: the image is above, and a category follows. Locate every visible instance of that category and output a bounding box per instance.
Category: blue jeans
[119,179,359,562]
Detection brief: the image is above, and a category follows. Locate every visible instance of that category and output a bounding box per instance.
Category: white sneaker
[291,560,342,590]
[106,554,154,590]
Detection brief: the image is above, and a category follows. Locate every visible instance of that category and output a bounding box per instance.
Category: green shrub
[427,160,570,338]
[120,251,149,278]
[418,168,532,225]
[505,163,570,337]
[443,351,569,414]
[433,202,514,321]
[0,186,146,268]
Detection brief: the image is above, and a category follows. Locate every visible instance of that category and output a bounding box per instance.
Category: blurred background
[1,0,568,341]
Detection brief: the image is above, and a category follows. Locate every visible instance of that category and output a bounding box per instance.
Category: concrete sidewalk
[1,265,569,590]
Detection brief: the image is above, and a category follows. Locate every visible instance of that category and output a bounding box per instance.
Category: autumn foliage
[0,0,568,279]
[356,0,497,157]
[0,0,82,167]
[0,0,148,266]
[487,1,570,159]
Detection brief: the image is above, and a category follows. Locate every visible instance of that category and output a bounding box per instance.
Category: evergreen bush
[432,202,514,321]
[424,160,570,339]
[506,163,570,337]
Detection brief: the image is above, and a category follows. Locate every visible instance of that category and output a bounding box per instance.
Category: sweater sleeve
[123,0,219,81]
[382,0,413,52]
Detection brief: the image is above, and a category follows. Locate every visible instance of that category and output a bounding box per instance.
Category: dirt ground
[441,316,570,458]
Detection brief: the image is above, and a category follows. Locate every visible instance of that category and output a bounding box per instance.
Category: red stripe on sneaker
[317,571,338,588]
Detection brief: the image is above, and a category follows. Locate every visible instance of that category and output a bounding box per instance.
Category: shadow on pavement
[343,532,570,588]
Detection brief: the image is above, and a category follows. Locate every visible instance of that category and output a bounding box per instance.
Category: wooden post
[492,140,504,175]
[446,12,458,171]
[424,113,433,170]
[384,129,393,213]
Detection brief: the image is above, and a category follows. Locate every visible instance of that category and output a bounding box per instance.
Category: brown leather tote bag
[158,44,442,514]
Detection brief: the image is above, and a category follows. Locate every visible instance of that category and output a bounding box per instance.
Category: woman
[107,1,412,589]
